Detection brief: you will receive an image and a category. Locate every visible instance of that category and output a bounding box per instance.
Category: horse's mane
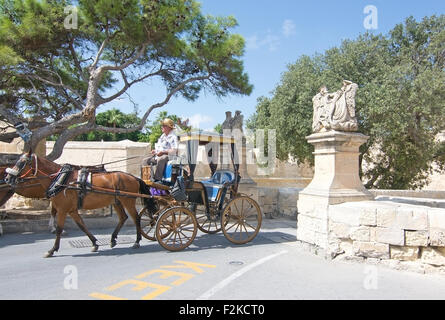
[35,154,62,173]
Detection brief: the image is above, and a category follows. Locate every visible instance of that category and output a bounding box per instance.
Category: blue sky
[101,0,445,131]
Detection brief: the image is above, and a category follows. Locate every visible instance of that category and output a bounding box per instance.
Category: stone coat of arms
[312,80,359,133]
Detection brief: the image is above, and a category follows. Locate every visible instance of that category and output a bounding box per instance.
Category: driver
[143,118,178,182]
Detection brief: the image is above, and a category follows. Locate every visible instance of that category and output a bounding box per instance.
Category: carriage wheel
[191,204,222,234]
[139,202,172,241]
[221,196,262,245]
[156,207,198,251]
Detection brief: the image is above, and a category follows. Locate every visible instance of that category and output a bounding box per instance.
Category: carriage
[138,131,263,251]
[2,131,262,256]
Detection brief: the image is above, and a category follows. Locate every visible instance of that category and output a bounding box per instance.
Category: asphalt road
[1,218,445,301]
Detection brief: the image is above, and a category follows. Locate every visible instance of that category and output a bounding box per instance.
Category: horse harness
[46,164,106,209]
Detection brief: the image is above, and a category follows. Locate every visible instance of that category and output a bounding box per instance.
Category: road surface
[1,218,445,301]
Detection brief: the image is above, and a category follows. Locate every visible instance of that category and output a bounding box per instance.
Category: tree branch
[94,74,211,134]
[69,38,89,82]
[46,121,95,161]
[97,68,164,105]
[99,44,148,72]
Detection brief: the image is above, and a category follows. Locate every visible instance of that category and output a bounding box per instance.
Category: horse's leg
[69,210,99,253]
[110,201,128,248]
[45,210,67,258]
[121,199,142,249]
[49,205,57,233]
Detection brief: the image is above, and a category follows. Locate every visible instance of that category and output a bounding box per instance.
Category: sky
[101,0,445,132]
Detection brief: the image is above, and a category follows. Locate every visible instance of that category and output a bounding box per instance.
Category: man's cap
[160,118,175,129]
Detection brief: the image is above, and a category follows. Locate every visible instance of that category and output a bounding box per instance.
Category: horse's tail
[137,178,156,211]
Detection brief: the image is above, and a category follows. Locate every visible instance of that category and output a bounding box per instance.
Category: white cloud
[186,114,213,129]
[246,30,280,52]
[282,19,296,38]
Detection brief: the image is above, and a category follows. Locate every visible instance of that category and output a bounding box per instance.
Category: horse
[4,150,155,258]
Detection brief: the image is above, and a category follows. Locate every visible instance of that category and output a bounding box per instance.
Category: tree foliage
[71,108,142,142]
[248,15,445,189]
[0,0,252,160]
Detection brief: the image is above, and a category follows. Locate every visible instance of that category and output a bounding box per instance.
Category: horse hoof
[44,251,53,258]
[91,245,99,252]
[132,243,140,249]
[111,241,117,248]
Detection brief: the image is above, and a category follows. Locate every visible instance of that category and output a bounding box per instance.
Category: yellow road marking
[135,269,194,286]
[90,260,216,300]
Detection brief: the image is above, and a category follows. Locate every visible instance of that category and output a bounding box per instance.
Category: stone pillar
[296,130,373,249]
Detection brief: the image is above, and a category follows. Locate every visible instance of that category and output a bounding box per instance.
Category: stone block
[350,226,371,242]
[280,206,297,217]
[262,204,276,215]
[376,207,398,228]
[421,247,445,266]
[339,239,354,255]
[262,189,278,205]
[278,189,299,207]
[396,206,428,231]
[314,231,328,249]
[296,227,316,245]
[430,229,445,247]
[297,194,328,218]
[298,214,327,234]
[353,241,389,259]
[390,246,420,261]
[375,227,405,246]
[428,209,445,230]
[359,207,377,226]
[329,221,350,239]
[329,203,362,226]
[404,230,429,247]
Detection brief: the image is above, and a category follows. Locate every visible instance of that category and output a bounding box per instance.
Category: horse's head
[4,151,34,187]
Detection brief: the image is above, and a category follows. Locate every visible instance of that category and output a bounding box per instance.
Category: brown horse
[5,151,153,257]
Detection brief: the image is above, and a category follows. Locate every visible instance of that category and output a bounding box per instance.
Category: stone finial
[232,110,244,132]
[222,111,233,130]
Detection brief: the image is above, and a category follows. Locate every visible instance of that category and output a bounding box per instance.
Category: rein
[19,154,55,180]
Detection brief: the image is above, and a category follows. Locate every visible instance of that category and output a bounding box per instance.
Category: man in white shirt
[143,118,178,181]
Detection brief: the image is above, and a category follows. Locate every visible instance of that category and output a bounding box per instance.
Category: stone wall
[257,187,300,219]
[328,200,445,274]
[46,140,151,178]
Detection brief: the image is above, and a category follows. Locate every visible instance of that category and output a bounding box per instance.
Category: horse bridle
[5,153,40,187]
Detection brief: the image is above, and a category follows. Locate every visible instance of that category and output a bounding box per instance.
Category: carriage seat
[159,160,183,186]
[201,170,236,202]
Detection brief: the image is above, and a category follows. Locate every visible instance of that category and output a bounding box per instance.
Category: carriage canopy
[178,131,240,180]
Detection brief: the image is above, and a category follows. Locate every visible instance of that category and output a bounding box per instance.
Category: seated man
[143,118,178,182]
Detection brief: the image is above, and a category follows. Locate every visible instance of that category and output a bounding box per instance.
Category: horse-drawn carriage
[1,131,262,256]
[138,131,262,251]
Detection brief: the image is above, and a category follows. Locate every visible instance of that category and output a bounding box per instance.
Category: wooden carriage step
[143,180,171,191]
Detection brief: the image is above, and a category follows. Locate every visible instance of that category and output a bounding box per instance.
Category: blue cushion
[163,163,173,181]
[201,170,236,202]
[210,170,236,185]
